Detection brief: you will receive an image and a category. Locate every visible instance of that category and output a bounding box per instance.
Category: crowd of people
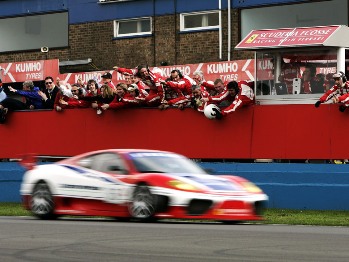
[0,65,256,123]
[1,63,348,124]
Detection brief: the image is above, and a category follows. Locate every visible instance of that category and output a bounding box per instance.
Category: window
[114,17,151,37]
[0,12,68,52]
[180,11,220,32]
[78,153,128,174]
[255,49,337,99]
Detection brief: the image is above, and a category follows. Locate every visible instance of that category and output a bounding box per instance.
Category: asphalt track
[0,217,348,262]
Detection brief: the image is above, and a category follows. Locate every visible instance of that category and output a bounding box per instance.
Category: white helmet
[204,104,221,119]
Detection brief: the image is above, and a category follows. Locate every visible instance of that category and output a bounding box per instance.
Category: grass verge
[262,209,349,226]
[0,203,31,216]
[1,203,349,226]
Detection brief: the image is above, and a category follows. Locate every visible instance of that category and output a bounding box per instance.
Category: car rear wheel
[31,182,56,220]
[129,184,157,222]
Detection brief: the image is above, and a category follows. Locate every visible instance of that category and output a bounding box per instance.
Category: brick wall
[0,10,255,72]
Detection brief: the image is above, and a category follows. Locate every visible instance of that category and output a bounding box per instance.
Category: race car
[20,149,268,222]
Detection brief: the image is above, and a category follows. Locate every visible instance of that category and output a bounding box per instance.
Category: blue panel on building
[232,0,307,8]
[0,0,67,17]
[69,0,220,24]
[0,0,224,24]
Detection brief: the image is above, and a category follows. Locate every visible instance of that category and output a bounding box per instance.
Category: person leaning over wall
[0,80,43,123]
[314,71,349,110]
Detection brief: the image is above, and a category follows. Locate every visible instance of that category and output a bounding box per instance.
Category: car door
[87,152,132,204]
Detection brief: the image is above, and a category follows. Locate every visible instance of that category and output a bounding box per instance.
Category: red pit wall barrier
[0,104,348,160]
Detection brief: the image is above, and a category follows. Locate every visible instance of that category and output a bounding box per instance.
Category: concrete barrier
[2,162,349,210]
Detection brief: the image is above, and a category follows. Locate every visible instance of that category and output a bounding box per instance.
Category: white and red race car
[21,149,268,222]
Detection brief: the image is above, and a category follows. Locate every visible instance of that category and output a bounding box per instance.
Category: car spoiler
[19,154,37,170]
[19,154,69,170]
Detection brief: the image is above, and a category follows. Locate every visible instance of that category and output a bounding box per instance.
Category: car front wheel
[31,182,56,220]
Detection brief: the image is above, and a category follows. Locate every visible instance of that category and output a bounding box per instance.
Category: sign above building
[235,25,349,50]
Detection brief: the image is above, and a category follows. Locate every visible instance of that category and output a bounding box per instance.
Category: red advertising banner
[0,59,264,85]
[236,25,341,49]
[59,60,256,86]
[0,59,59,83]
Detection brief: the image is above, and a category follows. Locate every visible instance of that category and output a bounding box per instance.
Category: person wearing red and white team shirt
[333,93,349,112]
[56,84,90,111]
[192,70,214,93]
[123,84,142,105]
[163,69,195,97]
[201,78,229,106]
[190,85,210,113]
[102,83,139,111]
[160,69,195,110]
[315,71,349,108]
[114,64,165,106]
[208,80,255,119]
[128,75,149,101]
[116,69,149,99]
[201,80,235,107]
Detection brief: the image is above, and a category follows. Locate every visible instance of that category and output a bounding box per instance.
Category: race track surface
[0,217,348,262]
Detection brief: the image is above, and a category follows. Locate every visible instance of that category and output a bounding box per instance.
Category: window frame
[180,10,220,32]
[114,17,152,38]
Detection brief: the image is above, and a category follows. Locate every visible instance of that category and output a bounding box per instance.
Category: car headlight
[168,180,199,191]
[241,182,262,193]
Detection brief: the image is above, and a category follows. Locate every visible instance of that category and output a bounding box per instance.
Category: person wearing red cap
[314,71,349,108]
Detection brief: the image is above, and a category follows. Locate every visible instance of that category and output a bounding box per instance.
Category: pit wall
[1,105,349,160]
[2,162,349,211]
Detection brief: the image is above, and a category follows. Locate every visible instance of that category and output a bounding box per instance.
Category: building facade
[0,0,346,72]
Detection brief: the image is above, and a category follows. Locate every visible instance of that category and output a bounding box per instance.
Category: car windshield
[128,152,206,174]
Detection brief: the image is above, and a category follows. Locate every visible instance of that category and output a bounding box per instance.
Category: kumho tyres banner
[60,60,256,85]
[0,59,59,83]
[0,59,260,85]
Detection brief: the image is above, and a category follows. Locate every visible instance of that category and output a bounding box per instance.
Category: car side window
[77,156,95,169]
[93,153,127,174]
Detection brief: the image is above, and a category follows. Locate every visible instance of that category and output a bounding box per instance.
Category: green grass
[0,203,31,216]
[262,209,349,226]
[2,203,349,226]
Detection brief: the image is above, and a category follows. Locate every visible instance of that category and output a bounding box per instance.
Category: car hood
[168,173,242,192]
